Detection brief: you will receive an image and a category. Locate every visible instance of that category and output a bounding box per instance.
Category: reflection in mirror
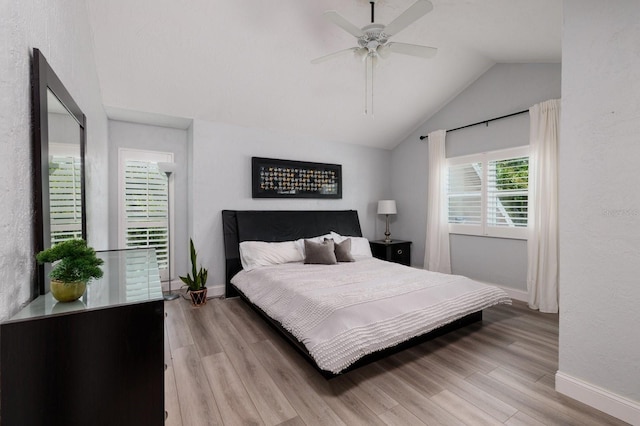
[47,90,83,245]
[33,48,87,296]
[87,248,163,305]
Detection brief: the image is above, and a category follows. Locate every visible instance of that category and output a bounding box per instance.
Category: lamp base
[384,214,392,243]
[163,279,180,301]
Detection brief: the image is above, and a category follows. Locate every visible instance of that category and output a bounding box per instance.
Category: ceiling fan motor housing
[358,24,388,54]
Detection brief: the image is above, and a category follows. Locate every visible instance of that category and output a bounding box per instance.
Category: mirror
[33,48,87,295]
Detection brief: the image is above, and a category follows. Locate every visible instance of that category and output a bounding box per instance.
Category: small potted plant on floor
[180,239,208,306]
[36,239,104,302]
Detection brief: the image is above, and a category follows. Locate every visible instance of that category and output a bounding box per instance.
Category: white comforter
[231,257,511,373]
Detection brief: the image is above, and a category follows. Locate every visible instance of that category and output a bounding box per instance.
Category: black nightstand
[370,240,412,266]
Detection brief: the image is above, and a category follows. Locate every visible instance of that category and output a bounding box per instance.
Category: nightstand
[370,240,412,266]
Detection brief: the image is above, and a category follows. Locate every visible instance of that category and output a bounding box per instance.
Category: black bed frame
[221,210,482,378]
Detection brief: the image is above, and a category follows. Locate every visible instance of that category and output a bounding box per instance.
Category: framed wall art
[252,157,342,199]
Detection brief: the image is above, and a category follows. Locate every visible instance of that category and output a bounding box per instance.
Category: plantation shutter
[447,161,483,227]
[487,156,529,229]
[123,160,169,272]
[49,154,83,244]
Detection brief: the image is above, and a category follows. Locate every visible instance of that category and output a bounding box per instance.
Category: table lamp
[377,200,397,243]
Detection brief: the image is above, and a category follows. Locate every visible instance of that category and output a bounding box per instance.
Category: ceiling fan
[312,0,437,115]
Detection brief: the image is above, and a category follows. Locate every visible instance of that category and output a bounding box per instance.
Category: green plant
[36,239,104,283]
[179,239,208,291]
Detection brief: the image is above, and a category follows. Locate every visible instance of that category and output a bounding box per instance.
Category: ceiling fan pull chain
[364,54,374,116]
[371,56,375,116]
[364,56,368,115]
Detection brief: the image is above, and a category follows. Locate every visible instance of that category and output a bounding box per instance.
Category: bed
[222,209,510,377]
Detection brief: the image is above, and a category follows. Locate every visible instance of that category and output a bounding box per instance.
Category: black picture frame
[252,157,342,199]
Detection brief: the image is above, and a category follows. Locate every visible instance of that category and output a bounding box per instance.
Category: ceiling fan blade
[383,0,433,37]
[382,42,437,58]
[311,47,360,64]
[323,11,365,38]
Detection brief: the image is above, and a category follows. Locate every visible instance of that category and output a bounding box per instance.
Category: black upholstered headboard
[222,210,363,297]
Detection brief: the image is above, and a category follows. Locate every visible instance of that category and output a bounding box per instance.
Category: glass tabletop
[10,248,163,321]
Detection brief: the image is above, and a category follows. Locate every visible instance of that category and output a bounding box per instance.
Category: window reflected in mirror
[47,89,83,246]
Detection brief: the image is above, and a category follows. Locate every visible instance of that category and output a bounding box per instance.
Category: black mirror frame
[32,48,87,295]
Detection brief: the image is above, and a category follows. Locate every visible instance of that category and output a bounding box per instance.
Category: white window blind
[118,149,173,281]
[447,146,529,239]
[49,150,83,245]
[487,156,529,229]
[447,161,482,226]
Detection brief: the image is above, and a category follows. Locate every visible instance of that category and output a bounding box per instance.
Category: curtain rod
[418,109,529,140]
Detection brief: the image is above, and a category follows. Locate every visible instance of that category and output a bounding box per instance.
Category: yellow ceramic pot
[50,279,86,302]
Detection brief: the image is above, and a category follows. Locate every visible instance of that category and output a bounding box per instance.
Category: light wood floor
[164,295,628,426]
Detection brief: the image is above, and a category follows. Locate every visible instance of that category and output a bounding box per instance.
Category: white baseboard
[556,371,640,425]
[162,279,183,292]
[478,281,528,302]
[208,284,225,297]
[163,281,225,297]
[494,285,528,302]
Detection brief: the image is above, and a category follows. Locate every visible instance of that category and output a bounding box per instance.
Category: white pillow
[294,234,332,257]
[330,232,372,257]
[239,240,303,271]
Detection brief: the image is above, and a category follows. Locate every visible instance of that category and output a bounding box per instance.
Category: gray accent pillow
[326,237,355,262]
[304,239,337,265]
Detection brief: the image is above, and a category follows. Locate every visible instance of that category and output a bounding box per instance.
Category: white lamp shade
[157,162,177,174]
[377,200,397,215]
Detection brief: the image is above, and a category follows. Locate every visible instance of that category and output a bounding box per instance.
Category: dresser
[370,240,412,266]
[0,248,165,425]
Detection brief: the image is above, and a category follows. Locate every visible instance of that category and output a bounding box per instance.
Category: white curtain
[424,129,451,274]
[527,99,560,313]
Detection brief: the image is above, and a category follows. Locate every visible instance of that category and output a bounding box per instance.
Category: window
[118,149,173,280]
[447,146,529,239]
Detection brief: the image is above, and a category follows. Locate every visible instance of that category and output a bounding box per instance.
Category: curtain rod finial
[419,135,427,140]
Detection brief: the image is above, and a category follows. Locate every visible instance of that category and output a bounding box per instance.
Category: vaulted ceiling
[87,0,561,149]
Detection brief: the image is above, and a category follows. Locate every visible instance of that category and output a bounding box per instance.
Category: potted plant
[36,239,104,302]
[180,239,208,306]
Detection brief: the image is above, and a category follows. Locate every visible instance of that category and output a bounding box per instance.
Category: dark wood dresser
[0,248,165,425]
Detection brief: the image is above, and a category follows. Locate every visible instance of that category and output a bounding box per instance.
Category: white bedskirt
[231,257,511,373]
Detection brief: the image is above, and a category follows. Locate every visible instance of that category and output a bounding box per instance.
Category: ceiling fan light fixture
[355,48,369,61]
[377,44,391,59]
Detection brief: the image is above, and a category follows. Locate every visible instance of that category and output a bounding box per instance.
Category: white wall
[557,1,640,422]
[391,63,561,292]
[107,120,190,280]
[190,120,392,293]
[0,0,108,320]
